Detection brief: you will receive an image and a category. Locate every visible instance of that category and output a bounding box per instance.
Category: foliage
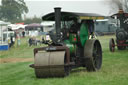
[0,36,128,85]
[0,0,28,23]
[23,17,42,24]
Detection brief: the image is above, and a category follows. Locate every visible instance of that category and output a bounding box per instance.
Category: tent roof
[111,13,128,18]
[25,23,43,30]
[25,23,42,27]
[8,24,26,30]
[0,21,10,25]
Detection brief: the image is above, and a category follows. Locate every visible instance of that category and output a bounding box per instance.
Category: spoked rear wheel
[84,40,102,71]
[109,38,115,52]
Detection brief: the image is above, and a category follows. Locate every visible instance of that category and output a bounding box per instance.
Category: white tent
[8,24,26,30]
[0,21,5,24]
[0,21,9,39]
[0,21,11,25]
[0,22,9,50]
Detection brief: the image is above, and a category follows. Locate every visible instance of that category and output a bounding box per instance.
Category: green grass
[0,36,128,85]
[0,37,45,58]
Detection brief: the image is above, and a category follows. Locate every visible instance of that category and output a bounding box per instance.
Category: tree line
[0,0,41,24]
[0,0,128,24]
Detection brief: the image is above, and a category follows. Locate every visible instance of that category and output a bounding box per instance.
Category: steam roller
[109,9,128,52]
[30,7,104,78]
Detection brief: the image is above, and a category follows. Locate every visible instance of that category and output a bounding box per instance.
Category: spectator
[22,31,25,37]
[28,38,33,46]
[9,36,14,48]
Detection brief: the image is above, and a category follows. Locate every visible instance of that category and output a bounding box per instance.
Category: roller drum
[34,51,68,78]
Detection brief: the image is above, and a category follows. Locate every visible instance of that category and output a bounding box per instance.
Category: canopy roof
[0,21,10,25]
[42,11,105,21]
[111,13,128,18]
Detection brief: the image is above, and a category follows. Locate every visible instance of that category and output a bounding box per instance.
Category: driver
[70,18,80,33]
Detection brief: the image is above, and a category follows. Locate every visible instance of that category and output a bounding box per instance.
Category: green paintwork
[125,41,128,44]
[80,23,89,47]
[63,24,89,54]
[69,34,77,44]
[64,40,76,55]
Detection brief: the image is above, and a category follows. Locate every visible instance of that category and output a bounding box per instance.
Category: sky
[0,0,113,18]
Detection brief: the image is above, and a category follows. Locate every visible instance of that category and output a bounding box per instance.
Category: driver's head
[73,18,77,24]
[119,9,124,14]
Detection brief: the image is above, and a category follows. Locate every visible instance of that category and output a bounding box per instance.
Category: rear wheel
[84,40,102,71]
[109,38,115,52]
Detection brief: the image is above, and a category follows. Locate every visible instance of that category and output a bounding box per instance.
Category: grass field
[0,36,128,85]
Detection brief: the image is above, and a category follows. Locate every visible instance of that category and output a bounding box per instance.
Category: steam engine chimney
[119,9,124,14]
[54,7,61,38]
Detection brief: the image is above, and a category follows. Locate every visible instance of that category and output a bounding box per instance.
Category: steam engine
[115,10,128,41]
[114,9,128,49]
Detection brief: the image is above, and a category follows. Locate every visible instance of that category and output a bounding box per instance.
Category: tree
[0,0,28,23]
[24,17,42,24]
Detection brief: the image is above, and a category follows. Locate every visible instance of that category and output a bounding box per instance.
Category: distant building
[25,23,43,37]
[95,18,117,34]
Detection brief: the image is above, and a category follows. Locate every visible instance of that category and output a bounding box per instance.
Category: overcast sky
[0,0,113,18]
[25,0,111,18]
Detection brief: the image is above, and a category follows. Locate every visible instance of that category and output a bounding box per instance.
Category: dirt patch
[0,58,33,64]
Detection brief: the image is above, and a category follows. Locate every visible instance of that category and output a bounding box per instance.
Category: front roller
[84,39,102,71]
[30,46,70,78]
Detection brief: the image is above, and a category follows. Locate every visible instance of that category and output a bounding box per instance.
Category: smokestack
[119,9,124,14]
[54,7,61,36]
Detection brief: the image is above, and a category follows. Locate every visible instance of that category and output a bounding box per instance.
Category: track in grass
[0,58,33,63]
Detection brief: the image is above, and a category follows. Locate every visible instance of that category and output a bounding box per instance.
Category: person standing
[22,31,25,37]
